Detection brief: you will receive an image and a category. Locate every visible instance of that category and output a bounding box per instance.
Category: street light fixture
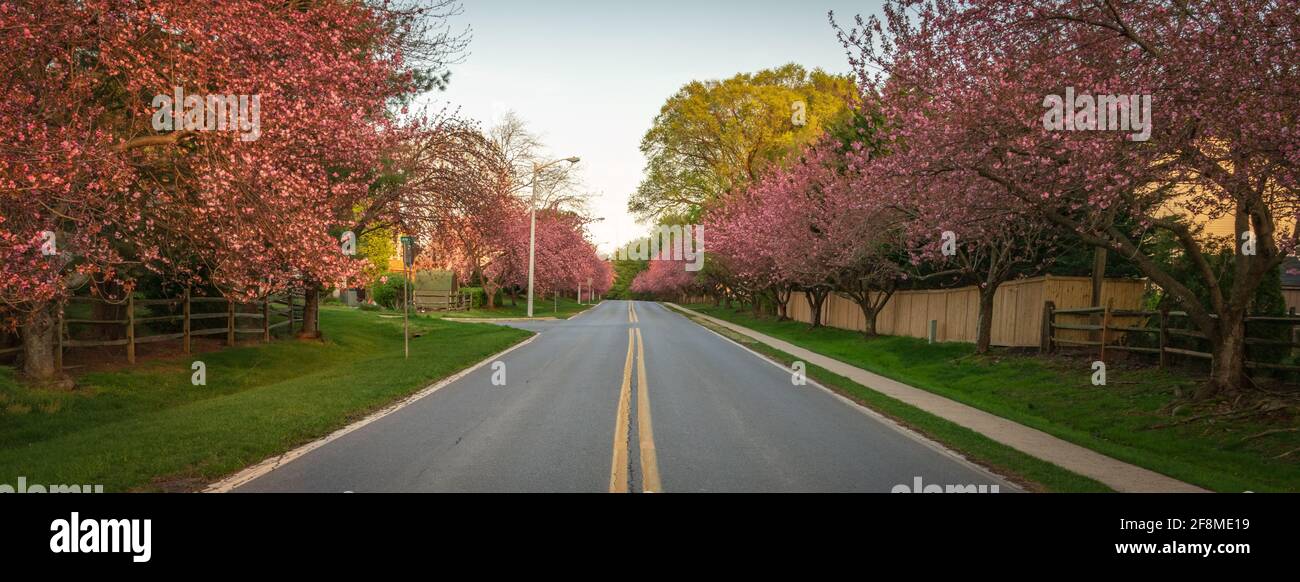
[528,156,580,318]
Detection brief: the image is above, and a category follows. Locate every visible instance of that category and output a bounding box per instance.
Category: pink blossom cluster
[1,0,416,316]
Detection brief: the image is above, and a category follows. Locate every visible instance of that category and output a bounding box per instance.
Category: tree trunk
[861,304,880,336]
[774,286,792,321]
[485,287,497,309]
[805,288,829,328]
[298,284,322,339]
[1201,314,1247,400]
[90,298,123,340]
[21,302,60,383]
[975,286,997,353]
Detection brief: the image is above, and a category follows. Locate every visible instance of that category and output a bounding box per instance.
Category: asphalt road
[236,300,1011,493]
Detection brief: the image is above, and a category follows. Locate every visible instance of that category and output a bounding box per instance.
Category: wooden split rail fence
[0,291,306,368]
[1041,300,1300,373]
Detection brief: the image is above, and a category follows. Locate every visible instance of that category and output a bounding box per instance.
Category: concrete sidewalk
[669,303,1208,493]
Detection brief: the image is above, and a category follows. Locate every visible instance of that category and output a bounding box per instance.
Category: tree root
[1147,407,1259,429]
[1149,395,1300,429]
[1240,428,1299,443]
[1244,374,1292,397]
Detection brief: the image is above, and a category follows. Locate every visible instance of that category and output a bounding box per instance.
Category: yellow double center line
[610,303,660,493]
[609,329,634,492]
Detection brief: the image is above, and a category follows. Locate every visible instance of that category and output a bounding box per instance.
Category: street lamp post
[527,156,580,318]
[400,235,414,359]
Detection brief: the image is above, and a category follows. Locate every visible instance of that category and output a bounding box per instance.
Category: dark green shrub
[371,274,411,310]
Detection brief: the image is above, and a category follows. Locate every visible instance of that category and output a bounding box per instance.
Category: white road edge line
[659,303,1021,492]
[203,333,541,493]
[444,317,557,323]
[567,300,604,320]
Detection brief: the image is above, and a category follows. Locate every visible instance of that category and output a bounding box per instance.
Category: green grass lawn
[0,306,531,492]
[683,304,1300,492]
[442,294,596,320]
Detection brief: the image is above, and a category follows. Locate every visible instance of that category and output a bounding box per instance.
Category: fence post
[183,287,191,354]
[263,296,271,342]
[1291,308,1299,359]
[226,298,235,346]
[1099,300,1112,363]
[126,294,136,364]
[1158,307,1169,369]
[1040,301,1055,354]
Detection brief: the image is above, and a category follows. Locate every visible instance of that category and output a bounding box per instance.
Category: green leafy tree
[610,257,649,299]
[359,227,398,281]
[629,64,855,221]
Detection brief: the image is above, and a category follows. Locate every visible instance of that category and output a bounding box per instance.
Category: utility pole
[401,235,413,359]
[527,156,580,318]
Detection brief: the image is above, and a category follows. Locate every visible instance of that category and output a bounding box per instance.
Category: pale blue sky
[426,0,883,252]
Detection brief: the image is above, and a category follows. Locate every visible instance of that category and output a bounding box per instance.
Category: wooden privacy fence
[0,290,306,368]
[783,275,1148,347]
[1283,288,1300,314]
[1045,303,1300,372]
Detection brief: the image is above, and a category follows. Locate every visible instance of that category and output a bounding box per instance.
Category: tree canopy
[628,64,855,221]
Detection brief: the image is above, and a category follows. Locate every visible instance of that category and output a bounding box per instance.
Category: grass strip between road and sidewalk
[0,306,532,492]
[675,304,1300,493]
[666,304,1112,492]
[439,295,596,320]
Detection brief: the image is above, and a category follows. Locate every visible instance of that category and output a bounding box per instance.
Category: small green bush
[461,287,484,309]
[370,274,411,310]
